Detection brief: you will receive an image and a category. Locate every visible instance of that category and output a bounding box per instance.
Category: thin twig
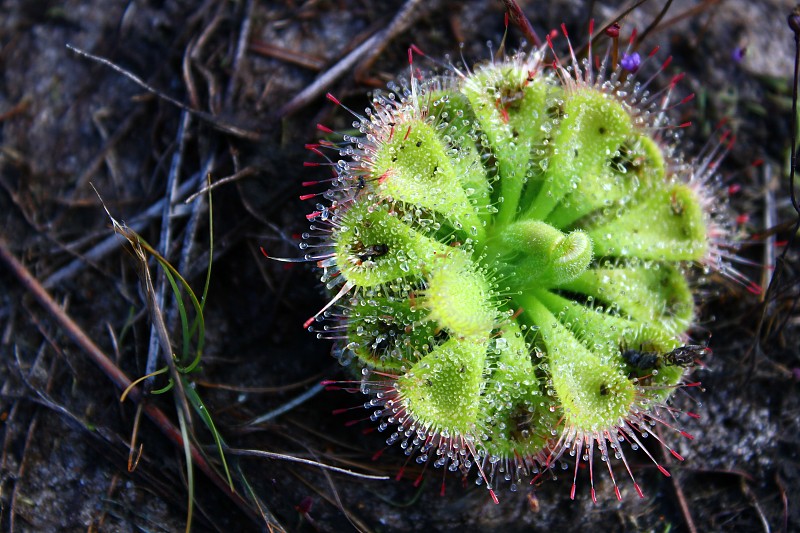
[645,0,723,37]
[287,466,374,533]
[188,6,226,115]
[671,469,697,533]
[91,109,128,189]
[183,34,202,110]
[0,98,30,122]
[302,441,370,533]
[225,0,255,109]
[277,0,425,117]
[353,0,440,83]
[184,166,257,204]
[224,448,390,481]
[7,344,56,532]
[66,44,263,141]
[245,382,326,426]
[12,347,100,435]
[635,0,674,46]
[775,473,789,533]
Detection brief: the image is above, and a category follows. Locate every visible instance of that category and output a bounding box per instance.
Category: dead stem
[127,402,145,472]
[125,225,192,429]
[90,109,126,189]
[249,41,326,71]
[277,0,428,117]
[186,5,226,114]
[90,472,122,531]
[747,5,800,382]
[775,473,789,533]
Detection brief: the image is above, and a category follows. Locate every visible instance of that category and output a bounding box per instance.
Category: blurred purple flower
[620,52,641,72]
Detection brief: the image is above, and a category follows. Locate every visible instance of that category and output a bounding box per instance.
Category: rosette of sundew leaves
[294,26,743,503]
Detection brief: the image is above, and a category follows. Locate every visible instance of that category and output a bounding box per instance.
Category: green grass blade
[175,397,194,533]
[159,263,191,362]
[151,378,175,395]
[199,174,213,314]
[182,376,234,490]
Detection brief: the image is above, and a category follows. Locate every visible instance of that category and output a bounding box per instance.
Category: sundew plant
[291,21,746,503]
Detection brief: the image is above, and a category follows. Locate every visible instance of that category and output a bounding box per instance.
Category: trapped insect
[663,344,710,367]
[622,343,709,370]
[354,243,390,263]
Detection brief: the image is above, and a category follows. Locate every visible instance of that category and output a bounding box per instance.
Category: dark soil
[0,0,798,531]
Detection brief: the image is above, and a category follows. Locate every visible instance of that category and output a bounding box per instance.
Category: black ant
[620,345,661,370]
[662,344,710,367]
[621,342,708,370]
[354,243,389,264]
